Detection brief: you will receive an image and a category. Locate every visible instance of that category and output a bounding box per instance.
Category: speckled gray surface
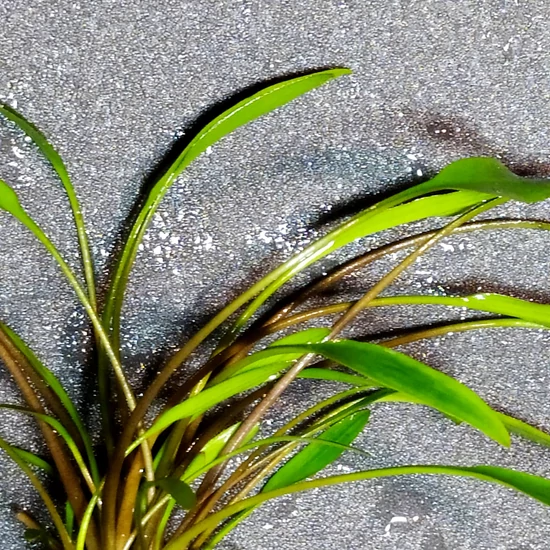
[1,1,550,548]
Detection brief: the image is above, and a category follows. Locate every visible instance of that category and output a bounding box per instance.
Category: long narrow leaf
[0,436,73,549]
[211,327,330,384]
[0,104,96,307]
[102,68,351,341]
[138,339,509,449]
[0,323,99,484]
[263,409,371,492]
[302,341,510,446]
[127,364,286,453]
[370,293,550,328]
[0,404,96,493]
[12,447,54,475]
[167,464,550,548]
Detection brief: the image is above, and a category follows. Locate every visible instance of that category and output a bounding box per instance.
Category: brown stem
[0,331,101,550]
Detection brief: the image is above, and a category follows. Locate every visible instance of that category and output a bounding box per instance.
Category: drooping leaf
[413,157,550,203]
[263,409,371,492]
[302,341,509,446]
[166,464,550,549]
[241,340,509,446]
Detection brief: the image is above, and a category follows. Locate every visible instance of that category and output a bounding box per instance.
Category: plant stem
[185,198,506,523]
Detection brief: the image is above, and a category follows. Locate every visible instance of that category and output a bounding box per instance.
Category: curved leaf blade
[174,68,352,172]
[127,363,286,453]
[263,409,371,492]
[167,464,550,549]
[0,323,99,483]
[269,340,509,446]
[419,157,550,203]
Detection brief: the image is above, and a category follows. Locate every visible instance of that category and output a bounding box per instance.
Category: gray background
[1,0,550,548]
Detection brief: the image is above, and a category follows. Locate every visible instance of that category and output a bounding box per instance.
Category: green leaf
[371,390,550,449]
[127,364,286,454]
[263,410,371,492]
[101,68,351,351]
[297,367,372,386]
[0,104,96,307]
[0,178,29,220]
[169,464,550,549]
[0,436,72,548]
[498,413,550,448]
[184,422,260,480]
[279,340,509,446]
[228,189,491,340]
[144,478,196,510]
[184,423,241,480]
[414,157,550,203]
[0,323,99,484]
[12,447,54,476]
[211,327,330,384]
[0,404,96,492]
[371,293,550,328]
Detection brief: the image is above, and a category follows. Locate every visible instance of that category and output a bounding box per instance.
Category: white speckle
[406,153,417,161]
[416,168,423,177]
[153,246,162,255]
[426,276,433,283]
[384,516,409,536]
[412,516,420,522]
[473,294,486,300]
[172,268,180,275]
[169,236,180,245]
[205,146,213,155]
[7,161,18,168]
[24,136,32,143]
[440,243,455,252]
[159,231,169,240]
[458,242,465,250]
[138,243,144,251]
[263,523,274,530]
[12,146,24,158]
[258,230,272,243]
[203,234,214,250]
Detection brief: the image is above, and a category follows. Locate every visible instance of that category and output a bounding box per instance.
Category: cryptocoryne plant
[1,68,550,550]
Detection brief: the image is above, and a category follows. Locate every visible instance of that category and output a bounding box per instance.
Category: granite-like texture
[1,1,550,548]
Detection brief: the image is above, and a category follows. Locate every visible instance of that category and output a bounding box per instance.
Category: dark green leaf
[263,410,371,492]
[145,478,196,510]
